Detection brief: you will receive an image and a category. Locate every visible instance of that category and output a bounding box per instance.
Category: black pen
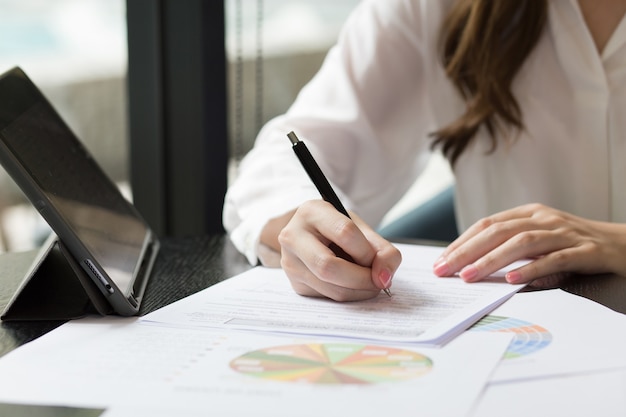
[287,131,392,297]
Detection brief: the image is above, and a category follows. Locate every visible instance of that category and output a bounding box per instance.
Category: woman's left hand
[432,203,626,284]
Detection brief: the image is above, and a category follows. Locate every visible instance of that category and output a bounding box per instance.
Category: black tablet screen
[0,76,148,296]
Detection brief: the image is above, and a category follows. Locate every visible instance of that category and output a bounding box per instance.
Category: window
[225,0,361,164]
[0,0,127,251]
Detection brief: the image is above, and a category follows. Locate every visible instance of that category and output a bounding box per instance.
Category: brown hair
[431,0,548,165]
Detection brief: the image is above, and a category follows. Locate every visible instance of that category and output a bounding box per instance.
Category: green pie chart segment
[229,343,433,384]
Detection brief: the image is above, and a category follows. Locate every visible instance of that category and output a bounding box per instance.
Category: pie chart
[470,315,552,359]
[229,343,433,384]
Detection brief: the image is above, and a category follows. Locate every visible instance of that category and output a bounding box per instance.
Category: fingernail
[378,269,392,288]
[460,264,478,281]
[433,258,450,276]
[506,270,522,284]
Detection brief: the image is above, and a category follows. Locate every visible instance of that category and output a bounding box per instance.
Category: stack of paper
[142,244,525,347]
[468,289,626,417]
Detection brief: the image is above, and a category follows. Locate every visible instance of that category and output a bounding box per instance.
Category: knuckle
[299,199,319,214]
[544,214,565,227]
[477,216,495,230]
[311,252,337,282]
[277,226,295,248]
[548,250,571,270]
[487,221,511,237]
[526,202,545,212]
[511,231,540,248]
[526,202,553,216]
[333,217,356,240]
[559,227,579,241]
[583,241,602,255]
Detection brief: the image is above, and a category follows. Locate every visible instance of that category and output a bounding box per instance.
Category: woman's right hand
[266,200,401,302]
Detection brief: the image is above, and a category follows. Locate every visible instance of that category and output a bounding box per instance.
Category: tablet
[0,67,159,316]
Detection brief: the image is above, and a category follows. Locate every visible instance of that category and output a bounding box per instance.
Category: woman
[223,0,626,301]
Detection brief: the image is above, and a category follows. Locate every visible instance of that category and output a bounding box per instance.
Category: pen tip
[287,131,299,145]
[383,288,392,297]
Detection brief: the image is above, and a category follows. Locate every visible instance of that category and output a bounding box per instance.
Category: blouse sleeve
[223,0,446,264]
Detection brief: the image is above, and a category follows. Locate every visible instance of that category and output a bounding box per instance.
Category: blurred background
[0,0,451,252]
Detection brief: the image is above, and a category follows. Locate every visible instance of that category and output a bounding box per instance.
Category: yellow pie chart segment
[230,343,433,384]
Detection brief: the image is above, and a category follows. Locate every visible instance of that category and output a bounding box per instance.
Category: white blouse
[223,0,626,265]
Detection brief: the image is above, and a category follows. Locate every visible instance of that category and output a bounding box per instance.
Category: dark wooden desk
[0,235,251,358]
[0,235,624,358]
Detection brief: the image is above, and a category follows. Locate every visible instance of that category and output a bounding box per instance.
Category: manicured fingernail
[460,264,478,281]
[433,258,450,276]
[378,269,392,288]
[506,271,522,284]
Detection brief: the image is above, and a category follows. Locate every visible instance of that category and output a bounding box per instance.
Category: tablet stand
[0,235,112,321]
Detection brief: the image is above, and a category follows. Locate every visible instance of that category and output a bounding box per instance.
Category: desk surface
[0,235,251,358]
[0,235,624,358]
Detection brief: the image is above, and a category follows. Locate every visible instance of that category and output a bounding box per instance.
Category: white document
[142,244,524,346]
[471,367,626,417]
[466,289,626,383]
[0,317,511,417]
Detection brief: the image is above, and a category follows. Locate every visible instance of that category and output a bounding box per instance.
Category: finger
[458,218,544,272]
[524,272,573,290]
[363,233,402,290]
[318,214,376,267]
[435,217,535,277]
[281,244,381,301]
[457,230,556,282]
[297,201,376,267]
[282,232,381,292]
[441,205,536,258]
[504,242,605,284]
[290,274,382,302]
[354,216,403,290]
